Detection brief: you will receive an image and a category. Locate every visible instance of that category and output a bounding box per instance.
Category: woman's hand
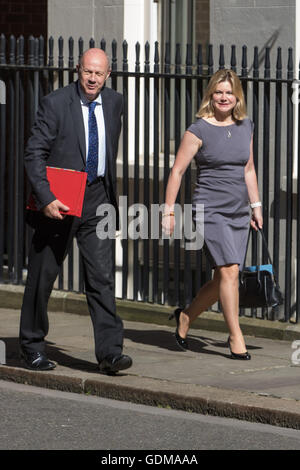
[250,206,263,231]
[161,214,175,237]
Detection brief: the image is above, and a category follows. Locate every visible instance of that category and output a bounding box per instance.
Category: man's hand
[42,199,70,220]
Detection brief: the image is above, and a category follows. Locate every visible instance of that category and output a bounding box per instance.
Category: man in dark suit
[19,48,132,375]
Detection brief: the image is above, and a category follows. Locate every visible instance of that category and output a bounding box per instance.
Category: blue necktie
[86,101,98,183]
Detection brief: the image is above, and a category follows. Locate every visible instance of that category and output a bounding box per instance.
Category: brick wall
[195,0,210,49]
[0,0,47,39]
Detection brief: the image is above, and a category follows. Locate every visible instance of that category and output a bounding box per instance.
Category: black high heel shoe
[227,337,251,360]
[169,308,188,351]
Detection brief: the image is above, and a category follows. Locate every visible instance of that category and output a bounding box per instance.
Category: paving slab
[0,308,299,430]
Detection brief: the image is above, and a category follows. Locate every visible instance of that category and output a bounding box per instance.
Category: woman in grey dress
[162,69,262,360]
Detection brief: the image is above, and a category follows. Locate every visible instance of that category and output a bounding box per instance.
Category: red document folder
[27,166,87,217]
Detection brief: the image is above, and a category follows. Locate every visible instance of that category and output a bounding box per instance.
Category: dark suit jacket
[25,81,123,225]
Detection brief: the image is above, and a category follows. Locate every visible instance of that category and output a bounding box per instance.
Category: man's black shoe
[99,354,132,375]
[20,349,56,371]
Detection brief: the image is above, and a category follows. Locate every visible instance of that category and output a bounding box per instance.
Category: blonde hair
[196,69,247,121]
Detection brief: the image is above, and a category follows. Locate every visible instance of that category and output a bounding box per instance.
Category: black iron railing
[0,34,297,323]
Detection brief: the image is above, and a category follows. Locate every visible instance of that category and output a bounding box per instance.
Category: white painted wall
[117,0,158,299]
[123,0,158,163]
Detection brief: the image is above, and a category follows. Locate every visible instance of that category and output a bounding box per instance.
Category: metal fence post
[0,45,6,282]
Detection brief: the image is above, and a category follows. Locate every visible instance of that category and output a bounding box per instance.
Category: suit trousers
[19,179,124,363]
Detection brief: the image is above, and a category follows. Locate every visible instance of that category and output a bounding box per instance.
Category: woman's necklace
[210,117,234,136]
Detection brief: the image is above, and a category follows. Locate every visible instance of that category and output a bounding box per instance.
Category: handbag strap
[258,228,281,285]
[241,228,251,273]
[241,227,280,286]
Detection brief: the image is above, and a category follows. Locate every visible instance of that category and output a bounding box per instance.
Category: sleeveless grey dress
[188,117,254,269]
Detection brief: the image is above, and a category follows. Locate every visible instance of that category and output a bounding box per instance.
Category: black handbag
[239,229,283,309]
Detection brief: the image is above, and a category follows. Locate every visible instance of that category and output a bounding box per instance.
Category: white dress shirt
[78,86,106,177]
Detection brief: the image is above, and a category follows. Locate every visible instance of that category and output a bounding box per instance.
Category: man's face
[78,50,110,101]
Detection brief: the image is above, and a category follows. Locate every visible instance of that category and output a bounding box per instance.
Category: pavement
[0,284,300,430]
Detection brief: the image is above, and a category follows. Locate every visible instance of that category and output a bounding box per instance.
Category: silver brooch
[227,130,232,138]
